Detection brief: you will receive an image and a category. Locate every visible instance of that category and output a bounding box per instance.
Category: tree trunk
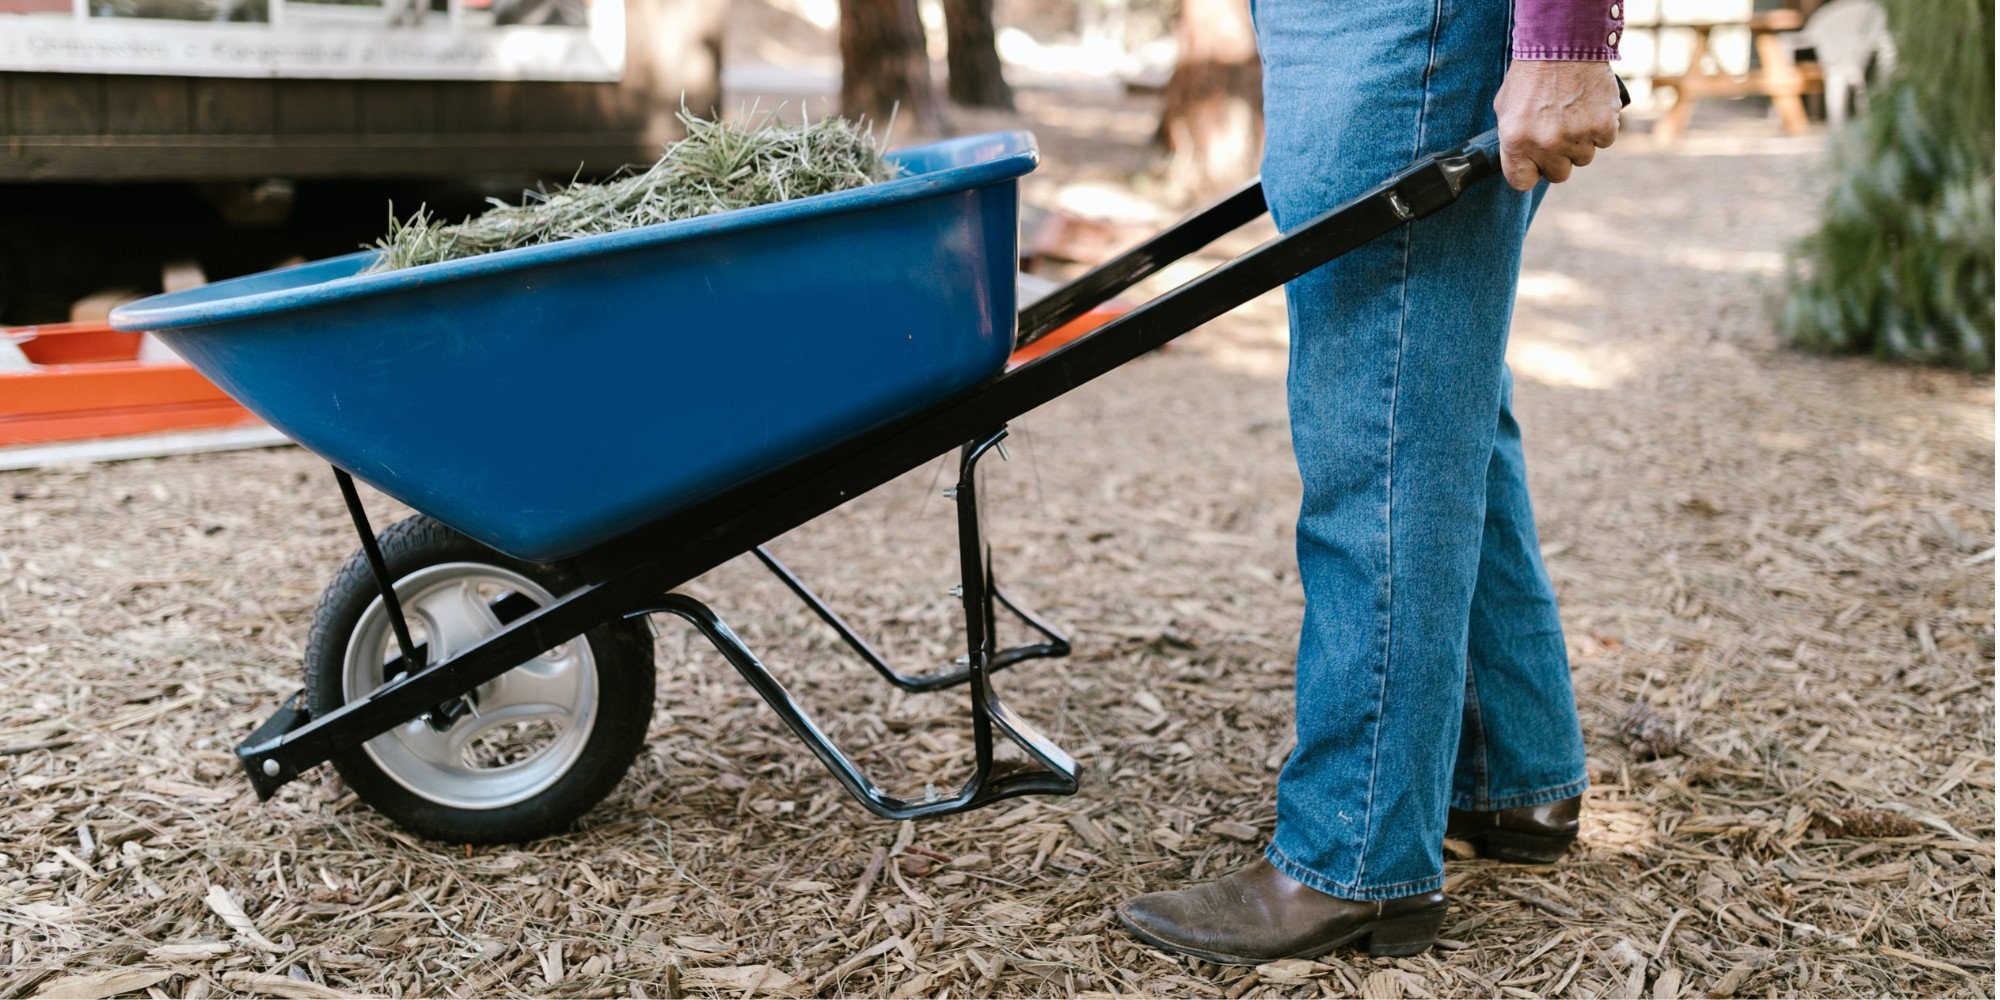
[943,0,1014,109]
[1158,0,1262,198]
[839,0,943,132]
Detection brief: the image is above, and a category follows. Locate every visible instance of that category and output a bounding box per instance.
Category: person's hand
[1493,61,1622,192]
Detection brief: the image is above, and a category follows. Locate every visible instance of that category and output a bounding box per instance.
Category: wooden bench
[1650,12,1824,142]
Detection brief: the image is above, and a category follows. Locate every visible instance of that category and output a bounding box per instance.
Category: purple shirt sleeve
[1513,0,1625,61]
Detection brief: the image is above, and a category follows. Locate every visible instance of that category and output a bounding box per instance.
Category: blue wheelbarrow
[112,128,1506,843]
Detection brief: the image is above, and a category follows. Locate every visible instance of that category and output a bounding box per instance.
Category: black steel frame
[235,131,1505,817]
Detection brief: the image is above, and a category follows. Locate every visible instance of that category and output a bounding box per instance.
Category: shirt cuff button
[1608,29,1622,46]
[1609,2,1622,18]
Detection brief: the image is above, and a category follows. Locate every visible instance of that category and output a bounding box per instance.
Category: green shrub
[1780,0,1995,370]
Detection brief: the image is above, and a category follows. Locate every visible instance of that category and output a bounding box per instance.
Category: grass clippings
[364,112,897,274]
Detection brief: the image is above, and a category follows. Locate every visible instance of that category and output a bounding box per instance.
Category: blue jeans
[1253,0,1589,901]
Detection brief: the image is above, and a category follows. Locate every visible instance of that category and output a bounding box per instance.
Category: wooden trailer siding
[0,0,723,181]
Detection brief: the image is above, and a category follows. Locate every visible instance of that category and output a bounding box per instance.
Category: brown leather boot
[1116,858,1447,965]
[1445,795,1581,864]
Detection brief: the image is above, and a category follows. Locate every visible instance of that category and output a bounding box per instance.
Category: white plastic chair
[1795,0,1895,126]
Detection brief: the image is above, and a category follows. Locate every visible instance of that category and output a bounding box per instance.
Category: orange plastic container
[1,322,258,447]
[1005,302,1131,370]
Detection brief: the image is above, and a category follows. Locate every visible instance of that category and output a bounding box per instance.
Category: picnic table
[1650,11,1824,141]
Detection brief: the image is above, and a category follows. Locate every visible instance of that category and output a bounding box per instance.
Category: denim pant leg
[1255,0,1548,900]
[1454,367,1589,811]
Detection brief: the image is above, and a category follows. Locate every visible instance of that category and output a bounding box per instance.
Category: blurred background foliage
[1781,0,1995,370]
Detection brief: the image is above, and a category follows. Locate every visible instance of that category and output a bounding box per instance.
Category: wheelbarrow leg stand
[636,426,1080,820]
[747,439,1069,695]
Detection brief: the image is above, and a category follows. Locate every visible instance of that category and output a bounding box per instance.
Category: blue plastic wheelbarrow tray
[112,126,1509,843]
[115,132,1038,563]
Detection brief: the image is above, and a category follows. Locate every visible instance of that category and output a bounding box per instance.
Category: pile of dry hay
[364,112,897,273]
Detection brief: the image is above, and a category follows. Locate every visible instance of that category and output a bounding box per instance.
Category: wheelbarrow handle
[1010,136,1497,368]
[1018,73,1630,352]
[1015,140,1493,352]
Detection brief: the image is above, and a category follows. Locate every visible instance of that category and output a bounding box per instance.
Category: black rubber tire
[304,514,654,844]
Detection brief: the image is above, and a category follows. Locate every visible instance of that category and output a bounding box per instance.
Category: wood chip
[1497,884,1581,920]
[814,937,905,992]
[1256,959,1331,982]
[842,846,888,920]
[1361,969,1405,999]
[1708,957,1764,998]
[33,969,171,999]
[202,885,283,953]
[147,942,232,963]
[1653,966,1683,999]
[1209,820,1260,842]
[219,973,362,999]
[681,965,803,996]
[1878,945,1987,984]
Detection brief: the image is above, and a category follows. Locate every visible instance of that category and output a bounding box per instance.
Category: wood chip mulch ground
[1,111,1991,998]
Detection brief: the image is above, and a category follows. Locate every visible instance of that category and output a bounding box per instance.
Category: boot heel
[1366,904,1446,957]
[1483,828,1575,865]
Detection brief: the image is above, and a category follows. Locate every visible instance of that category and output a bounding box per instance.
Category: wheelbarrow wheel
[304,514,654,844]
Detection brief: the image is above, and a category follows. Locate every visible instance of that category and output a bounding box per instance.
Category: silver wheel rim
[343,561,598,810]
